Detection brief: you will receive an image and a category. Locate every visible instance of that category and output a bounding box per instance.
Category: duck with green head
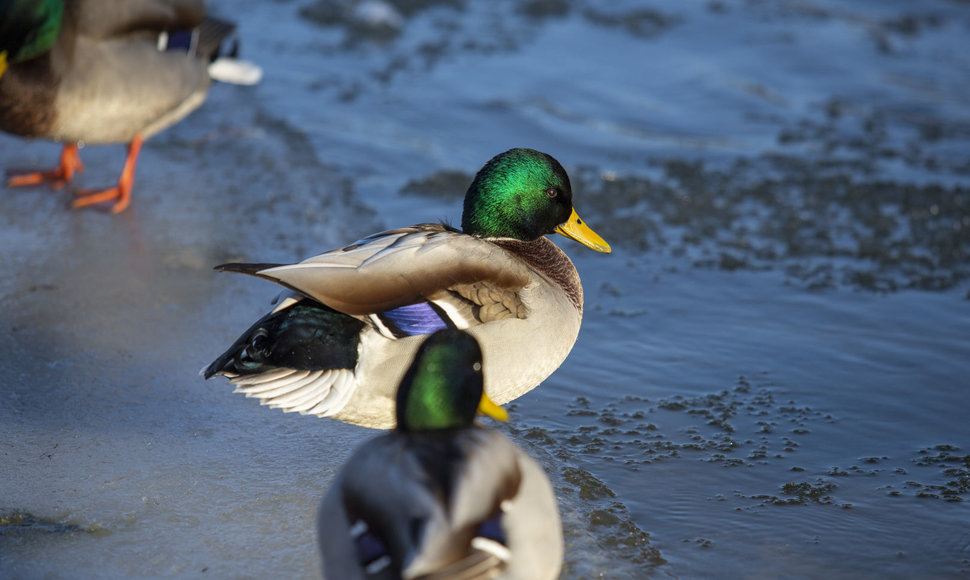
[0,0,259,213]
[204,148,611,429]
[203,149,610,428]
[317,329,563,580]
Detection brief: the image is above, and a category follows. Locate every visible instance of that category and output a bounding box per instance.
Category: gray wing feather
[257,228,532,316]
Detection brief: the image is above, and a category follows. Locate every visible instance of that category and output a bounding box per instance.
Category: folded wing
[219,225,533,317]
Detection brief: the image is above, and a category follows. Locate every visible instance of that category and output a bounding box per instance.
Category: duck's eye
[473,362,482,372]
[545,188,558,198]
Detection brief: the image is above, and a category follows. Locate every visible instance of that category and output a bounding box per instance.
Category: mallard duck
[0,0,260,213]
[204,147,611,429]
[317,329,563,580]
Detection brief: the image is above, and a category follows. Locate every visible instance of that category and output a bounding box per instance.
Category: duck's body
[205,148,610,429]
[317,330,563,580]
[208,224,586,428]
[0,0,210,144]
[0,0,259,212]
[320,427,563,579]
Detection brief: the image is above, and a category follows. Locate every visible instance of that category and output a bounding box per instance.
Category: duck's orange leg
[71,135,143,214]
[6,143,84,189]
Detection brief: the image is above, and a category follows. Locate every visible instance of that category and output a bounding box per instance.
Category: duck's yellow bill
[478,392,509,422]
[555,208,612,253]
[0,51,8,80]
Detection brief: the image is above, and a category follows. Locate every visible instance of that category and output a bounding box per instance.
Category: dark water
[2,0,969,578]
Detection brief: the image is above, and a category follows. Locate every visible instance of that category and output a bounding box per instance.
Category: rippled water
[2,0,969,578]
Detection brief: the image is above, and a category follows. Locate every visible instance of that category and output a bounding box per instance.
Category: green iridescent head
[0,0,63,69]
[396,329,507,431]
[461,148,574,240]
[461,148,612,252]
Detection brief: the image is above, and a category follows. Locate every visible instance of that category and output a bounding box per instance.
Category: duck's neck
[492,237,583,314]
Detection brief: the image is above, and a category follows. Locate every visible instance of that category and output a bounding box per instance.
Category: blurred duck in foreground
[0,0,261,213]
[317,329,563,580]
[204,148,611,429]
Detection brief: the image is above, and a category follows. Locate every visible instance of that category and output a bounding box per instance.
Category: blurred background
[1,0,968,578]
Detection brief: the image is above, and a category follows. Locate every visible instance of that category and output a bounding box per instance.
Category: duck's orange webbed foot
[71,136,143,214]
[5,143,84,189]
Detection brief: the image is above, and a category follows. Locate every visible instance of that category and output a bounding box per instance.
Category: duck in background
[0,0,261,213]
[204,148,611,429]
[317,329,563,580]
